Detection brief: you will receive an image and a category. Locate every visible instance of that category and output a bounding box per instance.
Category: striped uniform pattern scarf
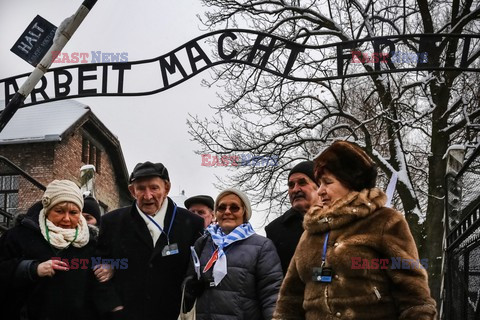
[206,223,255,285]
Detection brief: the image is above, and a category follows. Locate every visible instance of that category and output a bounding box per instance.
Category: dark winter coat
[0,213,98,320]
[94,197,204,320]
[265,207,305,275]
[273,188,437,320]
[187,233,283,320]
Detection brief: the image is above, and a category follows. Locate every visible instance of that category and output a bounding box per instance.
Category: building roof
[0,99,131,205]
[0,100,89,144]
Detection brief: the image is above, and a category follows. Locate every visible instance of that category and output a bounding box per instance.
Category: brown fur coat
[273,188,437,320]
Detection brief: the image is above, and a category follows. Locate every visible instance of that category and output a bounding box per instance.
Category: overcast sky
[0,0,271,231]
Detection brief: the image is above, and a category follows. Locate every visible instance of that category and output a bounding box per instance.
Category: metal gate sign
[10,15,57,67]
[1,30,479,107]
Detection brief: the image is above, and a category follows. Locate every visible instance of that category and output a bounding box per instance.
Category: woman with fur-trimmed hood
[273,140,437,320]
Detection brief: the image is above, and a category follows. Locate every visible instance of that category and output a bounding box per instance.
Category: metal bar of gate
[0,0,98,133]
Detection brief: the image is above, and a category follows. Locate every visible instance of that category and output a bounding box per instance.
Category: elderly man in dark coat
[265,160,320,275]
[94,162,204,320]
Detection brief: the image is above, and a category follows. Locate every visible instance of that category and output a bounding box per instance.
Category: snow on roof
[0,100,89,144]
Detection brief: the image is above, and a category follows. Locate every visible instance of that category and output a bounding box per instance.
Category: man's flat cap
[129,161,169,183]
[184,195,214,211]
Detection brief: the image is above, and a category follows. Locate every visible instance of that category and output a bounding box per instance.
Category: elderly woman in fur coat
[273,141,437,320]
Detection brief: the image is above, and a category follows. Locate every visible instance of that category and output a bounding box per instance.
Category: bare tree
[188,0,480,302]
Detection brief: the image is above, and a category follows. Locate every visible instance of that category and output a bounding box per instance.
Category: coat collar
[303,188,387,234]
[129,202,155,249]
[127,197,182,260]
[282,207,304,224]
[151,198,180,258]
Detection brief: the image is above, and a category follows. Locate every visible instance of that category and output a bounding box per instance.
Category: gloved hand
[185,275,206,297]
[182,275,205,312]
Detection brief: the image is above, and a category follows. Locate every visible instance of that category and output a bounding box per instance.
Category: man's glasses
[216,204,242,213]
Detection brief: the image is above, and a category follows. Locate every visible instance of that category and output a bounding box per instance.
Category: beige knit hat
[215,188,252,222]
[42,180,84,213]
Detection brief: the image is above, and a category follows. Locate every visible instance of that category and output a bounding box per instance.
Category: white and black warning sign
[10,15,57,67]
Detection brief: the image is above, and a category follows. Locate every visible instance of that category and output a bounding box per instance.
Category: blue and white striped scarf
[206,223,255,285]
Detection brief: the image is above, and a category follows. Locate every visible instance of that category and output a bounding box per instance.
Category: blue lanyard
[322,232,330,264]
[143,204,177,244]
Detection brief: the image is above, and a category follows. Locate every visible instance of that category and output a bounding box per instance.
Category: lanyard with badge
[312,232,333,283]
[143,204,179,256]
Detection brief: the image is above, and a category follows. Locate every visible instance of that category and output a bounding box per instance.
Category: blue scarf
[205,223,255,285]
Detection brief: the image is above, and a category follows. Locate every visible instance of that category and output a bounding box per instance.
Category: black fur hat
[314,140,377,191]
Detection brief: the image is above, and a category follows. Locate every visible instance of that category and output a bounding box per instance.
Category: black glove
[182,275,205,312]
[186,276,206,297]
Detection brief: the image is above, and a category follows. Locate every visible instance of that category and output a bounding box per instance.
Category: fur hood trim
[304,187,387,234]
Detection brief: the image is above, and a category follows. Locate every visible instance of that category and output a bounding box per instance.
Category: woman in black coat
[0,180,98,320]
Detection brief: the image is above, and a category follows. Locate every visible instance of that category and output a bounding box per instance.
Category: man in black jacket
[265,160,320,275]
[94,161,204,320]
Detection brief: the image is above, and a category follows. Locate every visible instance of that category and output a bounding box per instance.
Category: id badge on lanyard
[144,205,179,256]
[162,243,179,256]
[312,232,333,283]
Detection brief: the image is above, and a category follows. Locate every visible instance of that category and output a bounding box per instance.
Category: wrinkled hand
[37,259,69,277]
[94,264,114,282]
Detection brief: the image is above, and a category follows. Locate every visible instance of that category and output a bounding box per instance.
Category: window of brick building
[82,136,102,173]
[0,175,19,217]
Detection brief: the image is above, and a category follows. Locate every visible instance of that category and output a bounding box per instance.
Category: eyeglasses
[216,204,242,213]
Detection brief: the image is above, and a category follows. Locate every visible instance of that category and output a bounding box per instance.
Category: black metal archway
[1,31,479,108]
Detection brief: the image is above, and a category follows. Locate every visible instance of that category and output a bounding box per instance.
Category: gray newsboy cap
[129,161,170,183]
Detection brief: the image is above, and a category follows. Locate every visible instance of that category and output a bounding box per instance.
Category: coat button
[336,312,341,317]
[334,242,339,247]
[335,274,339,279]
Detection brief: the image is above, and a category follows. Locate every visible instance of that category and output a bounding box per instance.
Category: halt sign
[10,15,57,67]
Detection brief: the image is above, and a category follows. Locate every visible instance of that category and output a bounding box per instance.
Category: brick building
[0,100,131,227]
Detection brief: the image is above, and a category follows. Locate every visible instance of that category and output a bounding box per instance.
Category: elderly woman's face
[317,171,351,208]
[47,202,81,229]
[215,194,245,234]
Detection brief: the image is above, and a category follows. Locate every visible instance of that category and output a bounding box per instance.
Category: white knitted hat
[42,180,84,213]
[215,188,252,222]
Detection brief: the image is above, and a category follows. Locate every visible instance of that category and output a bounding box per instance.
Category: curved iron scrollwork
[1,29,479,107]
